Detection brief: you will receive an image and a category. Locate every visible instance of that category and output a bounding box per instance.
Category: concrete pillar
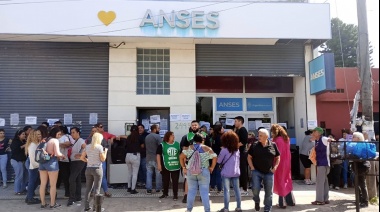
[294,44,318,181]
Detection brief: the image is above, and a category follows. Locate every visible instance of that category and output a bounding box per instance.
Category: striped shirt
[85,144,104,168]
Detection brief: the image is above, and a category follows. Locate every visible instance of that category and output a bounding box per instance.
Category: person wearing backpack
[39,127,65,209]
[156,131,181,200]
[180,133,217,212]
[217,131,242,212]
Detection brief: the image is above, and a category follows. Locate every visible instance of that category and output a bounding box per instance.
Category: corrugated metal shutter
[0,41,109,181]
[196,44,305,77]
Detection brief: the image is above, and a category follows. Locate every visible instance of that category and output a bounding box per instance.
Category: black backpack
[35,138,51,163]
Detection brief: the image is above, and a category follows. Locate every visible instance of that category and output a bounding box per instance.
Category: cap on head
[313,127,324,135]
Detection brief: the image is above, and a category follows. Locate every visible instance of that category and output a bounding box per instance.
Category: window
[330,88,345,93]
[137,48,170,95]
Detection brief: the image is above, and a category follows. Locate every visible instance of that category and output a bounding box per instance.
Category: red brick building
[316,67,379,138]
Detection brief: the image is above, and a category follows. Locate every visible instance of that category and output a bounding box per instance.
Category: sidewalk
[0,180,378,212]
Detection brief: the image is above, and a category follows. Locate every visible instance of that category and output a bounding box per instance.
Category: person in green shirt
[157,131,181,200]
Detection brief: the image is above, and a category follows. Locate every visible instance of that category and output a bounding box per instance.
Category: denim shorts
[39,156,59,172]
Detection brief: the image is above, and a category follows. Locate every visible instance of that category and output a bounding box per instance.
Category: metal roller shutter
[0,41,109,182]
[196,44,305,77]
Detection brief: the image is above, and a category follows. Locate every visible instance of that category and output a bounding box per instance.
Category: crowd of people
[0,117,378,212]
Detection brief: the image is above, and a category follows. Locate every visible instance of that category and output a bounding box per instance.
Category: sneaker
[343,184,348,189]
[360,202,368,208]
[67,201,74,206]
[155,190,161,193]
[26,198,41,205]
[235,208,242,212]
[104,192,112,197]
[334,186,340,190]
[182,194,187,203]
[159,194,168,199]
[127,188,131,192]
[146,190,152,195]
[217,209,229,212]
[50,203,62,209]
[2,184,7,189]
[305,179,311,185]
[241,190,249,196]
[255,202,260,211]
[84,207,92,211]
[130,189,138,194]
[75,198,83,203]
[173,195,178,201]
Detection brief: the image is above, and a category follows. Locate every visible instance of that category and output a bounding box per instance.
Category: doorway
[137,108,170,137]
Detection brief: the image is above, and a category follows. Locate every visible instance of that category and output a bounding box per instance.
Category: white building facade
[0,0,330,149]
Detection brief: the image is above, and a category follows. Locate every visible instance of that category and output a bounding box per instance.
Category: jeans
[125,153,140,190]
[26,168,40,200]
[0,154,8,185]
[187,168,211,212]
[58,161,70,196]
[137,157,147,184]
[146,160,162,191]
[251,170,274,212]
[101,161,109,193]
[222,176,241,210]
[342,160,348,185]
[11,159,27,193]
[210,163,222,191]
[84,167,103,209]
[69,161,85,202]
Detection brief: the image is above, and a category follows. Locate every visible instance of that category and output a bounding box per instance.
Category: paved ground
[0,180,378,212]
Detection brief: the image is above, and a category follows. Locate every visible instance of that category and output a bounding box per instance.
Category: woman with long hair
[157,131,181,200]
[39,127,65,209]
[217,130,242,212]
[270,124,295,208]
[25,129,42,204]
[0,129,10,189]
[10,129,27,195]
[125,125,142,194]
[81,132,108,211]
[180,133,217,212]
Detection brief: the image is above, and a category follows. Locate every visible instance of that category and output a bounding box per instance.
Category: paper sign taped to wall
[89,113,98,125]
[181,114,192,121]
[225,119,235,126]
[170,114,181,121]
[64,114,73,125]
[47,119,60,126]
[10,113,19,125]
[25,116,37,125]
[0,118,5,126]
[150,115,160,123]
[307,120,318,129]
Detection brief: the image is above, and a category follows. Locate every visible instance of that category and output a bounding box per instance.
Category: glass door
[246,114,274,135]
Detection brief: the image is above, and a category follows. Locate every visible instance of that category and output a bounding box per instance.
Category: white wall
[108,42,196,139]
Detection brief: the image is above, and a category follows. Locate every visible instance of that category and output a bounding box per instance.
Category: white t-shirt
[86,144,104,167]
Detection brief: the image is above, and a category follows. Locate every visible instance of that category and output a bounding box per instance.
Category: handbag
[218,151,235,171]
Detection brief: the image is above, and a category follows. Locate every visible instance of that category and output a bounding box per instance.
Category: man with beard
[179,120,211,203]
